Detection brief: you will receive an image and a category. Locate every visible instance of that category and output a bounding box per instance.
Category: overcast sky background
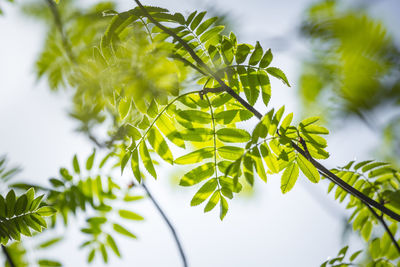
[1,0,400,266]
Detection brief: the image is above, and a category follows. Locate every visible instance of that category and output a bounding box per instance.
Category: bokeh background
[1,0,400,266]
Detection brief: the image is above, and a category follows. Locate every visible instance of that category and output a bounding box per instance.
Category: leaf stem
[204,94,221,190]
[141,182,188,267]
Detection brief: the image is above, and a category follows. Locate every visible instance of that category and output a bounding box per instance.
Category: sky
[0,0,399,266]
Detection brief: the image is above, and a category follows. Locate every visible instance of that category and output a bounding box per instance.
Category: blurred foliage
[299,0,400,165]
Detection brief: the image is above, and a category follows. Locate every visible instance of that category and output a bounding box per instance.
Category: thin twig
[141,182,188,267]
[133,0,400,223]
[366,205,400,254]
[1,245,15,267]
[45,0,76,63]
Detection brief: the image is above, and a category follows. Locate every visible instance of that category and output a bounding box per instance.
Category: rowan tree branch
[134,0,400,222]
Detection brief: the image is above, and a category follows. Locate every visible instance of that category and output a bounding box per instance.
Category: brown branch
[133,0,400,222]
[1,245,15,267]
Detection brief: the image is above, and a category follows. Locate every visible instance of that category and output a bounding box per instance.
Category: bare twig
[1,245,15,267]
[366,205,400,255]
[141,182,188,267]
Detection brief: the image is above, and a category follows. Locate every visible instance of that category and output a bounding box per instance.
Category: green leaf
[118,209,144,220]
[14,194,27,216]
[36,206,57,217]
[361,220,372,241]
[38,259,62,266]
[25,188,35,213]
[126,124,142,140]
[219,196,228,220]
[106,234,120,257]
[131,149,141,183]
[249,41,263,65]
[190,179,218,206]
[37,237,63,249]
[0,196,5,218]
[251,148,267,182]
[139,142,157,178]
[235,44,251,64]
[299,117,319,127]
[157,113,185,148]
[73,155,80,174]
[258,70,271,107]
[259,48,273,68]
[86,150,96,171]
[300,125,329,135]
[214,109,253,124]
[218,146,244,161]
[178,110,211,124]
[204,191,220,212]
[49,178,64,187]
[221,37,234,65]
[190,11,206,30]
[266,67,290,87]
[147,127,173,164]
[196,17,218,35]
[216,128,251,143]
[88,249,96,263]
[362,162,389,172]
[121,152,131,175]
[185,11,197,25]
[349,250,363,261]
[175,147,214,164]
[268,106,285,136]
[118,98,132,120]
[113,223,137,239]
[180,162,215,186]
[100,243,108,263]
[260,143,280,173]
[179,128,213,142]
[6,190,16,218]
[30,194,44,211]
[247,68,260,105]
[243,154,254,186]
[199,26,224,44]
[281,162,299,193]
[123,195,144,202]
[296,154,320,183]
[369,238,381,260]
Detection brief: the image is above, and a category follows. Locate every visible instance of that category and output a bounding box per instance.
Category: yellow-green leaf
[281,162,299,193]
[296,154,320,183]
